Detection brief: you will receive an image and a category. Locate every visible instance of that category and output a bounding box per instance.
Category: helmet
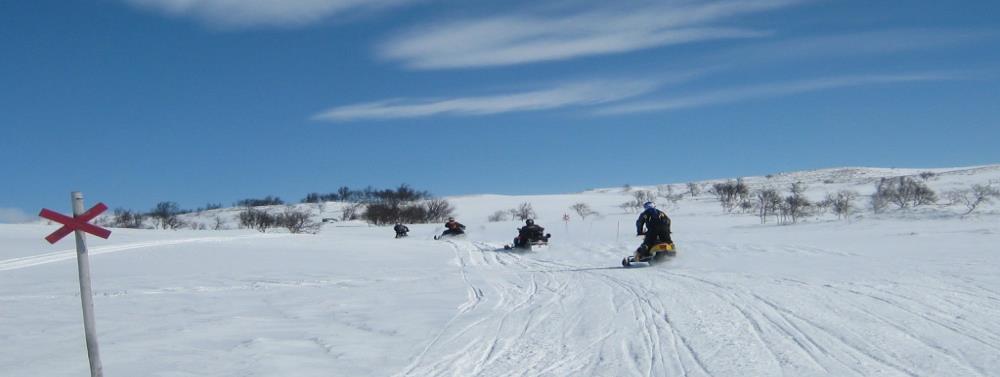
[525,219,534,225]
[448,217,455,221]
[643,202,655,210]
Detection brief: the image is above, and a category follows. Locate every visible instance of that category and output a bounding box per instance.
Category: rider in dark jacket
[635,202,672,258]
[394,223,409,238]
[513,219,548,248]
[440,217,466,237]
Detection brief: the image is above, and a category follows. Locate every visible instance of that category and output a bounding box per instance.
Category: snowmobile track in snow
[391,239,1000,377]
[0,234,287,271]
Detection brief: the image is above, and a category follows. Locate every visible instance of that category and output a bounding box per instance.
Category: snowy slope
[2,165,999,376]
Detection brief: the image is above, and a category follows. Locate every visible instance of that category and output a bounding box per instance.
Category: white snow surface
[2,166,999,376]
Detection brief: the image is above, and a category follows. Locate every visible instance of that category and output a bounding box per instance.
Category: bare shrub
[235,196,284,207]
[149,201,183,230]
[423,199,455,222]
[873,176,937,210]
[755,189,782,224]
[363,198,454,225]
[919,171,936,180]
[822,190,859,220]
[622,190,655,213]
[947,184,1000,215]
[109,208,145,229]
[710,179,750,213]
[513,202,537,220]
[871,179,891,214]
[239,207,276,233]
[657,185,684,203]
[488,210,509,222]
[212,216,226,230]
[277,207,321,234]
[195,203,222,212]
[341,203,363,221]
[570,202,597,220]
[686,182,702,197]
[782,194,812,224]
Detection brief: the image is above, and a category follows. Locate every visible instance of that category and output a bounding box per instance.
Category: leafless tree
[755,189,781,224]
[657,185,684,203]
[109,208,145,229]
[513,202,537,220]
[149,201,183,230]
[778,181,812,224]
[423,199,455,222]
[686,182,702,197]
[570,202,597,220]
[212,216,226,230]
[710,179,750,213]
[240,207,276,233]
[783,194,812,224]
[947,184,1000,215]
[823,190,859,220]
[341,203,363,221]
[277,207,321,234]
[622,190,655,212]
[873,176,937,210]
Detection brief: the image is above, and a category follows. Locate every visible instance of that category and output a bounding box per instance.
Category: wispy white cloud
[312,78,685,121]
[123,0,420,28]
[0,208,31,224]
[378,0,804,69]
[719,29,998,64]
[595,72,964,115]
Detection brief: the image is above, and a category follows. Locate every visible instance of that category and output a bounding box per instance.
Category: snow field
[1,165,998,376]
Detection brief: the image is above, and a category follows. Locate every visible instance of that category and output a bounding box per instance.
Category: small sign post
[39,192,111,377]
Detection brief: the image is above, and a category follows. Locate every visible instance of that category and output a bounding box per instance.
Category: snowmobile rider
[394,223,409,238]
[635,202,672,259]
[440,217,466,237]
[513,219,549,248]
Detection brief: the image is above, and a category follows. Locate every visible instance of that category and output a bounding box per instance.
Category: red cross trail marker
[39,203,111,244]
[39,192,107,377]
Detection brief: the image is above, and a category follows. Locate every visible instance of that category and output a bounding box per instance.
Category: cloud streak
[312,79,670,121]
[379,0,803,69]
[595,72,963,115]
[715,29,999,66]
[123,0,420,28]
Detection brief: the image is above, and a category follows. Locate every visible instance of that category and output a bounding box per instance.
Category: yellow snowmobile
[622,242,676,267]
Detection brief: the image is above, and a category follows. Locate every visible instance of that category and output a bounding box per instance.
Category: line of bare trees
[487,202,538,223]
[238,206,320,234]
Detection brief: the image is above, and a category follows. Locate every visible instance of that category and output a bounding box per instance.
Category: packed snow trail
[0,234,287,271]
[392,237,999,377]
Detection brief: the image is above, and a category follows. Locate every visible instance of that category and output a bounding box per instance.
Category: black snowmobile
[504,220,551,251]
[434,219,466,240]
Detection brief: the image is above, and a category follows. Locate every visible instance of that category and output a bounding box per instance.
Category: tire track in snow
[0,234,287,271]
[850,283,1000,349]
[675,272,923,377]
[819,285,994,376]
[518,252,703,377]
[398,241,639,376]
[393,240,487,377]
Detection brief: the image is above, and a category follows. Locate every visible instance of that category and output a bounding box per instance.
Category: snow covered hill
[2,165,999,376]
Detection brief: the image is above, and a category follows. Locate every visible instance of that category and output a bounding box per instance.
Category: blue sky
[2,0,999,222]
